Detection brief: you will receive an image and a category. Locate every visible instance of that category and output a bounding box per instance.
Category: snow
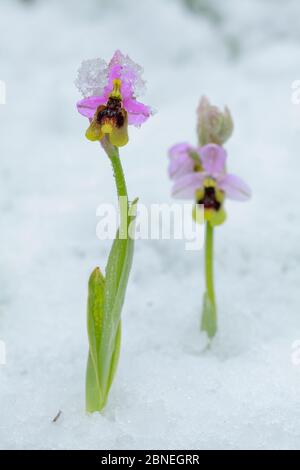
[1,0,300,450]
[75,57,108,98]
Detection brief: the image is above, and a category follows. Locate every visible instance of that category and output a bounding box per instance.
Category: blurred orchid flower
[76,50,152,147]
[172,143,251,226]
[197,96,233,146]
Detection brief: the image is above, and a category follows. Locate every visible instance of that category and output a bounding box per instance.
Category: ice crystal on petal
[110,50,146,97]
[75,58,108,97]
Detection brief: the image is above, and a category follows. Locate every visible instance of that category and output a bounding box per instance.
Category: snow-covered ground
[1,0,300,450]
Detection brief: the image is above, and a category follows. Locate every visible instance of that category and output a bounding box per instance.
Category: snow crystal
[75,58,108,97]
[75,52,147,100]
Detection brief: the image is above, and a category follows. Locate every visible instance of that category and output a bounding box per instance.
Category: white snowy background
[1,0,300,450]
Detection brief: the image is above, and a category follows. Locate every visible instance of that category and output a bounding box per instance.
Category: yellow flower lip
[101,123,113,134]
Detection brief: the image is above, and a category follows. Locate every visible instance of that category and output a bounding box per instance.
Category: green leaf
[86,267,105,365]
[86,267,106,412]
[99,198,138,394]
[201,292,217,339]
[86,351,104,412]
[105,320,122,396]
[85,198,138,412]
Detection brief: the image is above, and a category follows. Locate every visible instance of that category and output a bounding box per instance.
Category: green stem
[102,136,128,199]
[201,221,217,339]
[103,137,129,237]
[109,148,128,200]
[205,221,215,305]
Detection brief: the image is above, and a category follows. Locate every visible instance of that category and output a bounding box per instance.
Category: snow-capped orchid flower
[75,51,152,412]
[76,50,152,147]
[172,143,251,226]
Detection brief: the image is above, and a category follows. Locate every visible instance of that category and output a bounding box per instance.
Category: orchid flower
[171,143,251,226]
[76,50,152,147]
[168,97,251,339]
[76,51,152,412]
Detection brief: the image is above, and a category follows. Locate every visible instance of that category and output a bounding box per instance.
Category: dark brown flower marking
[198,187,221,211]
[96,97,127,129]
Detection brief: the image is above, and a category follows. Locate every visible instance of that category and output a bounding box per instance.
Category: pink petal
[172,173,205,199]
[124,98,152,126]
[107,52,124,84]
[105,51,145,101]
[168,142,191,159]
[168,143,195,180]
[107,64,123,84]
[77,96,106,118]
[168,154,195,180]
[218,173,251,201]
[200,144,227,176]
[109,50,124,68]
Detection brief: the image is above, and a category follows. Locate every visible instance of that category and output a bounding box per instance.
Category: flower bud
[197,96,233,146]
